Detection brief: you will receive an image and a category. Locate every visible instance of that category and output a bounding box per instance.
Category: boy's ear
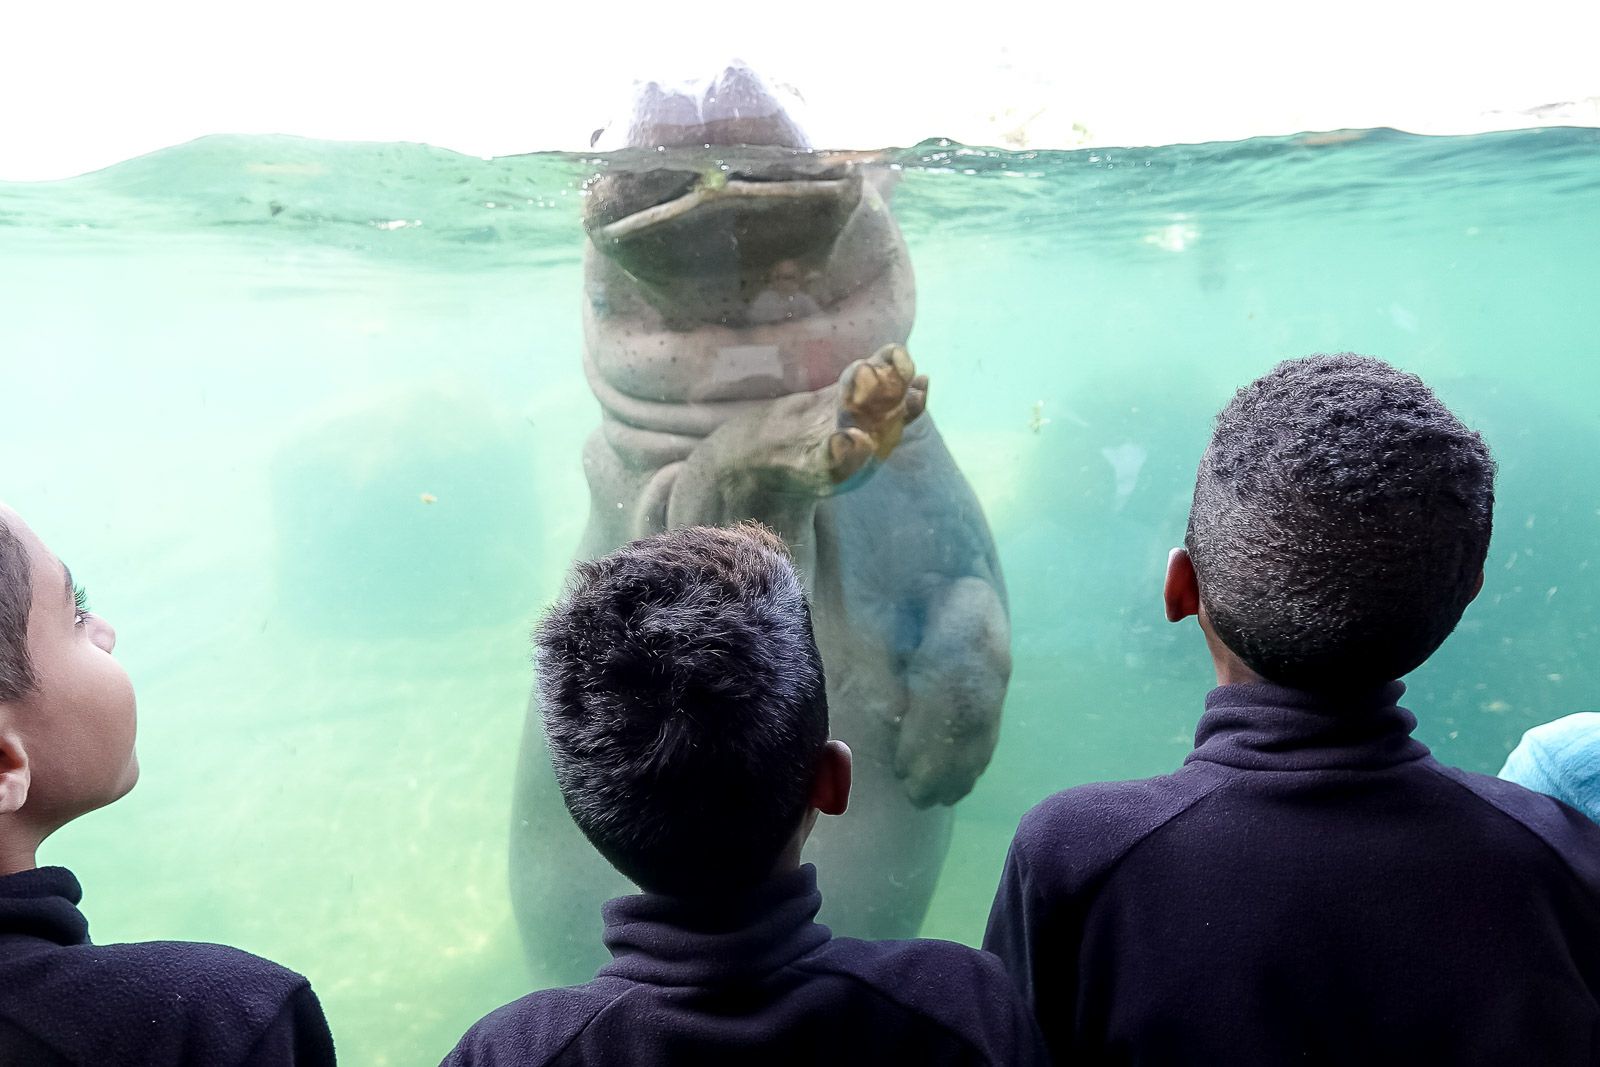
[0,731,32,815]
[1165,547,1201,623]
[809,739,852,817]
[1469,569,1485,603]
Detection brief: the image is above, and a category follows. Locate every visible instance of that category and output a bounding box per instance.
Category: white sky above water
[2,0,1597,180]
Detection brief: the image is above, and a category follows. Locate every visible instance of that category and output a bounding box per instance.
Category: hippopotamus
[510,64,1012,982]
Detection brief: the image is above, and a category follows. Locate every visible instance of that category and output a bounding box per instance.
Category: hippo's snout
[582,62,879,324]
[585,160,862,294]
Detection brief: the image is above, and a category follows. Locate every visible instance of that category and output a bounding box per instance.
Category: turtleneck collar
[0,866,90,947]
[599,863,830,987]
[1185,679,1431,772]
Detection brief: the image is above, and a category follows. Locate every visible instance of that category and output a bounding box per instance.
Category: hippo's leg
[799,577,1008,936]
[895,575,1012,807]
[803,504,1008,939]
[664,344,928,568]
[800,415,1011,934]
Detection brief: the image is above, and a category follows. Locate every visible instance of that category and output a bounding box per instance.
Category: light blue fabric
[1499,712,1600,824]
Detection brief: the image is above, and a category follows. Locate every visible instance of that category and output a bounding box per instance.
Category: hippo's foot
[828,344,929,485]
[895,575,1013,807]
[665,344,928,540]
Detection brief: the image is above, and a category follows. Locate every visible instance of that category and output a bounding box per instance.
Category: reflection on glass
[747,258,823,324]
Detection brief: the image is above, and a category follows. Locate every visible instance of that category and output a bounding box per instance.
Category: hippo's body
[511,66,1011,982]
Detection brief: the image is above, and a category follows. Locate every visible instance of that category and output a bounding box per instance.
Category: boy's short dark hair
[0,519,35,701]
[1186,354,1496,690]
[535,522,828,895]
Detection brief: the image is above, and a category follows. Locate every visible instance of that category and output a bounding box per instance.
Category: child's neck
[1200,618,1265,687]
[771,810,820,878]
[770,843,805,878]
[0,828,40,877]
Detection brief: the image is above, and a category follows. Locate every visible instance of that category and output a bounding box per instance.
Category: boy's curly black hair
[1186,354,1496,690]
[534,522,828,895]
[0,519,35,701]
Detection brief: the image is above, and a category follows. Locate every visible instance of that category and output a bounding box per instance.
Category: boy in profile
[985,355,1600,1064]
[444,523,1045,1066]
[0,503,336,1065]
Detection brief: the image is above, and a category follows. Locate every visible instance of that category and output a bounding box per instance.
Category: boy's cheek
[114,748,141,800]
[103,663,139,780]
[50,652,139,806]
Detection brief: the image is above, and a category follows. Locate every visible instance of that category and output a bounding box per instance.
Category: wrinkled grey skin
[511,66,1011,983]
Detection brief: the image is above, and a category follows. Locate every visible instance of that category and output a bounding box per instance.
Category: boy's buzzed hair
[1186,354,1496,690]
[0,519,35,701]
[535,522,828,895]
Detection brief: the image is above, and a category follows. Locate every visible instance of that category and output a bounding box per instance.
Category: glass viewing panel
[1,69,1596,1064]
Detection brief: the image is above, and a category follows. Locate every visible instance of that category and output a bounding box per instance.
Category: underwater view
[2,122,1598,1063]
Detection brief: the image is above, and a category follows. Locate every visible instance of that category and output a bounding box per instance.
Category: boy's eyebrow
[60,561,74,607]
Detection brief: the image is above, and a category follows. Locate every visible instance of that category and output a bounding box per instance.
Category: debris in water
[1029,400,1051,434]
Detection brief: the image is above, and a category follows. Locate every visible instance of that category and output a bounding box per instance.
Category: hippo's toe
[835,344,929,469]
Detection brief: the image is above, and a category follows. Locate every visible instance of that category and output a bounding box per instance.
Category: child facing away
[443,523,1047,1066]
[0,504,336,1065]
[984,355,1600,1065]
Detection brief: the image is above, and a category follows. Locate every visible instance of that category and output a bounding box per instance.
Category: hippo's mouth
[584,151,863,292]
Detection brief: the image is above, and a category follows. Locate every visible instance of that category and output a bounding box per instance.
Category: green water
[2,126,1597,1064]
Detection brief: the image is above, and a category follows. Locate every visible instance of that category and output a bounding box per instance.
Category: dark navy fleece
[443,864,1047,1066]
[0,866,336,1066]
[985,681,1600,1065]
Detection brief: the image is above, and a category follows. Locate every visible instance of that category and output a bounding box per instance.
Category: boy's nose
[90,615,117,654]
